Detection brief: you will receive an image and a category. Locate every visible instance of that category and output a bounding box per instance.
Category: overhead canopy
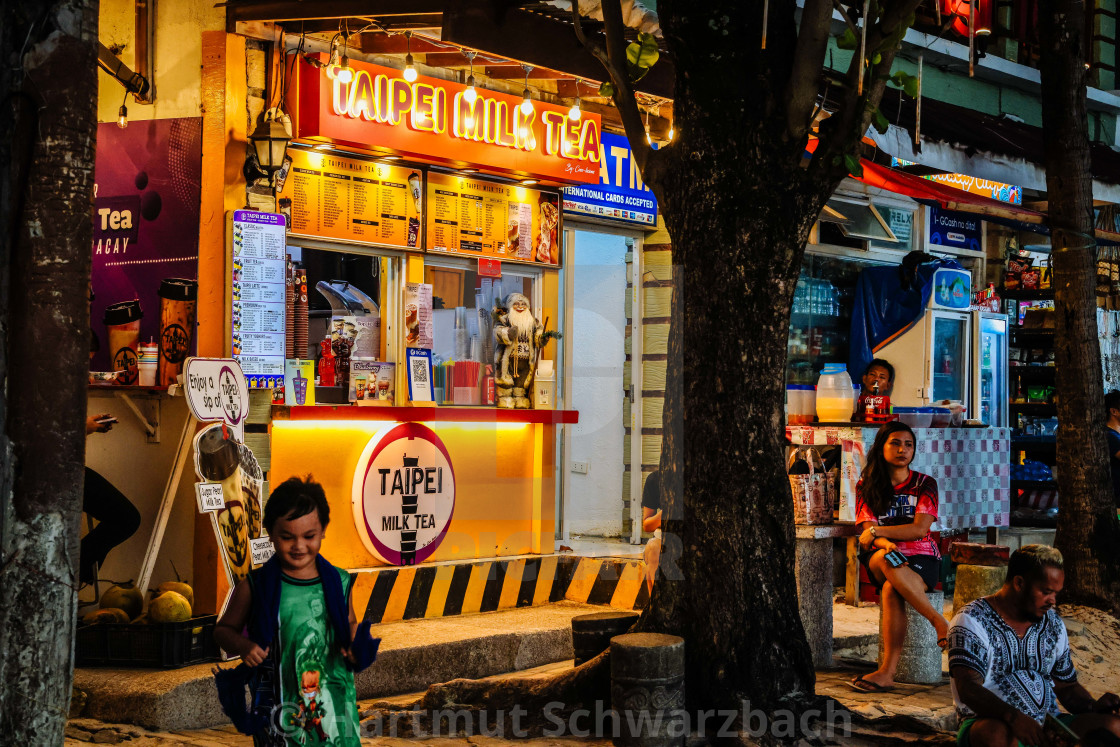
[857,159,1120,244]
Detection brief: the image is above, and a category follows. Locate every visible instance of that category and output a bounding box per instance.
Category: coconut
[131,614,149,625]
[148,590,192,623]
[99,581,144,620]
[83,608,129,625]
[156,581,194,609]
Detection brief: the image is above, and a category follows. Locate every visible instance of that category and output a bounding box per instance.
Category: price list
[425,172,561,266]
[278,149,422,250]
[230,210,287,388]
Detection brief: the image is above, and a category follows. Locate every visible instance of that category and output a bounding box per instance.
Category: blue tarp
[848,257,965,381]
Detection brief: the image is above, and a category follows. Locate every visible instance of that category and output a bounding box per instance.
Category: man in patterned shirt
[949,545,1120,746]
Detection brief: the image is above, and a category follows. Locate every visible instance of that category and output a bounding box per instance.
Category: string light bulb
[568,80,582,121]
[337,53,353,84]
[117,90,129,129]
[463,51,477,103]
[403,31,418,82]
[644,108,651,145]
[520,64,534,115]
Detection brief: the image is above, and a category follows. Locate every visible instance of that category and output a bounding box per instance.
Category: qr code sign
[411,358,429,383]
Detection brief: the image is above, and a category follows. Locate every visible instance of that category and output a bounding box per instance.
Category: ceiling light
[520,64,534,116]
[461,168,477,173]
[403,31,418,82]
[463,51,478,103]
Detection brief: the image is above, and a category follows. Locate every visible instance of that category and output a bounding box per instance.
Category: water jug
[816,363,858,422]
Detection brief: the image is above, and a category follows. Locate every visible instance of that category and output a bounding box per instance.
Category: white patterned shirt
[948,598,1078,723]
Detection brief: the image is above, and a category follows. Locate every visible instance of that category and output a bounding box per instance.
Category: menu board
[425,172,561,266]
[278,148,422,250]
[230,210,287,388]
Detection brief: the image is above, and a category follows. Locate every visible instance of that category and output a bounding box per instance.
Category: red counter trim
[273,405,578,425]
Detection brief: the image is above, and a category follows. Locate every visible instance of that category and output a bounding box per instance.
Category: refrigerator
[876,267,973,408]
[972,312,1009,427]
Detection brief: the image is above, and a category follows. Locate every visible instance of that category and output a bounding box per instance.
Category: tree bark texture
[603,0,920,717]
[1039,0,1120,612]
[0,1,99,740]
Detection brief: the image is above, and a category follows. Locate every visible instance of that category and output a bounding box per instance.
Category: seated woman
[851,421,949,693]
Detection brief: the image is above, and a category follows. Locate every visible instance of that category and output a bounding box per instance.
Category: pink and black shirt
[855,470,940,558]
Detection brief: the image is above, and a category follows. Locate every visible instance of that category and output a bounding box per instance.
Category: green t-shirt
[267,568,360,746]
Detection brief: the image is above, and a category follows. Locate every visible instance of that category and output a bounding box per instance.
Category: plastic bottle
[815,363,858,422]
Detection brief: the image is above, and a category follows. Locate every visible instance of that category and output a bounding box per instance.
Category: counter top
[272,404,579,425]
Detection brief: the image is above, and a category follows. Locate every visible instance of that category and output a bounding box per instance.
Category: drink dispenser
[816,363,858,422]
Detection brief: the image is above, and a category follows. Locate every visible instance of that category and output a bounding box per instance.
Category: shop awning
[857,159,1120,244]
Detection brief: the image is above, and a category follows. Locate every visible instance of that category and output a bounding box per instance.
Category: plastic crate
[76,615,219,669]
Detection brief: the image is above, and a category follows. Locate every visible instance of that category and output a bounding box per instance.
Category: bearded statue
[492,292,559,409]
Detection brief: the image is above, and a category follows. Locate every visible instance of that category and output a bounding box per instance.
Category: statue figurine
[492,292,560,409]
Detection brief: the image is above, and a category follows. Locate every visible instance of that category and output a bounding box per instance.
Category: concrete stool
[949,542,1010,617]
[877,590,944,684]
[610,633,685,747]
[571,610,640,665]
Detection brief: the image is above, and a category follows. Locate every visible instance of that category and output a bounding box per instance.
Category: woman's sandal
[938,637,949,650]
[848,676,896,693]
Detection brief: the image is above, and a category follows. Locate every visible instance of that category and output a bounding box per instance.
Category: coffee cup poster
[193,422,268,589]
[90,118,202,382]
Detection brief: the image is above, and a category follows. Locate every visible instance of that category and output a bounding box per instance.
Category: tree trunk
[637,118,835,712]
[0,1,100,739]
[1039,0,1120,612]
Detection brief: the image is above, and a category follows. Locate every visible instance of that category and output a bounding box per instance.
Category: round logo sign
[352,422,456,566]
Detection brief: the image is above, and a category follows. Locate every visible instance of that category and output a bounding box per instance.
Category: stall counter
[270,405,577,568]
[787,425,1010,529]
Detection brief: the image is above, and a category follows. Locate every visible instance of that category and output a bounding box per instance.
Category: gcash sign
[352,422,456,566]
[290,54,602,184]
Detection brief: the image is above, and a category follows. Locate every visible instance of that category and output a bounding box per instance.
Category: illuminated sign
[890,158,1021,205]
[352,422,456,566]
[563,131,658,225]
[290,55,602,185]
[939,0,993,37]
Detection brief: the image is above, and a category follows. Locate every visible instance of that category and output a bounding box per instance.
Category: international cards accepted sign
[352,422,455,566]
[562,132,657,226]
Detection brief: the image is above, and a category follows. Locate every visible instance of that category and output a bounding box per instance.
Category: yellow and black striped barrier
[351,555,649,624]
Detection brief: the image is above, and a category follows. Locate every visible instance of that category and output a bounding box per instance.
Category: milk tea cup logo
[352,422,456,566]
[193,422,266,588]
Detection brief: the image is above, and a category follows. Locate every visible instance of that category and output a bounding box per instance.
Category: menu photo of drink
[425,172,561,267]
[349,359,395,405]
[403,282,434,349]
[230,210,287,388]
[277,147,422,250]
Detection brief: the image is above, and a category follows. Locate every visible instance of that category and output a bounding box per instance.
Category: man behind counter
[861,358,895,396]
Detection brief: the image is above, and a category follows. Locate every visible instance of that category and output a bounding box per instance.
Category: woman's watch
[869,526,878,539]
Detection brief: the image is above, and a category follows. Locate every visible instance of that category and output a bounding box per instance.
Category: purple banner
[233,210,284,225]
[91,118,202,371]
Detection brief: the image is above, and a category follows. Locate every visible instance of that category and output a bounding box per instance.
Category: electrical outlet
[571,461,590,474]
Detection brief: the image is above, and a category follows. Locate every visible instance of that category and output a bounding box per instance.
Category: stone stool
[949,542,1009,617]
[571,610,640,665]
[877,590,944,684]
[610,633,685,747]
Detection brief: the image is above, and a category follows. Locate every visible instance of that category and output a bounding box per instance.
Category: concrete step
[72,601,603,732]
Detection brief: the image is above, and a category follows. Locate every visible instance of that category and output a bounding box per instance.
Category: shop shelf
[790,312,844,329]
[1009,402,1056,415]
[273,404,580,425]
[1002,289,1055,300]
[76,615,219,669]
[1011,434,1057,447]
[1010,329,1055,344]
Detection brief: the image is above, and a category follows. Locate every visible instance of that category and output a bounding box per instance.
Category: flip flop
[938,637,949,650]
[848,676,896,693]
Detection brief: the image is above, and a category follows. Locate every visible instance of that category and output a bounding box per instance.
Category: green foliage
[837,27,858,50]
[626,32,660,82]
[844,153,864,177]
[599,81,615,98]
[871,107,889,134]
[889,71,920,98]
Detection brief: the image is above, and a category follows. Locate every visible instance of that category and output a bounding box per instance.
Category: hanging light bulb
[520,64,534,115]
[117,90,129,129]
[463,51,477,103]
[568,80,582,121]
[403,31,418,82]
[337,53,353,84]
[644,108,651,145]
[667,123,674,141]
[335,33,353,84]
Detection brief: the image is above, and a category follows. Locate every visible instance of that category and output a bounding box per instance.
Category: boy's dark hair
[1106,390,1120,416]
[1006,544,1063,586]
[864,358,895,383]
[263,476,330,533]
